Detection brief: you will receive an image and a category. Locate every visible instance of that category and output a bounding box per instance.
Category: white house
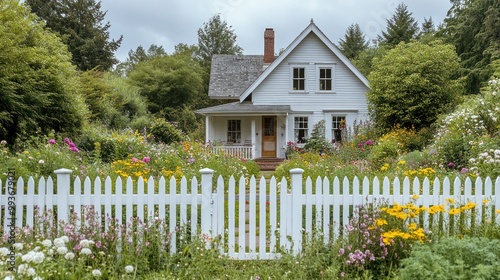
[196,20,370,159]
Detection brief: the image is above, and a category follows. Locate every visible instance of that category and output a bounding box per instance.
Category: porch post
[205,115,210,143]
[251,119,256,159]
[285,113,289,145]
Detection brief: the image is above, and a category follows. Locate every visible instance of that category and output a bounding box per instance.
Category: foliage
[397,236,500,279]
[196,14,243,72]
[430,78,500,175]
[442,0,500,94]
[369,127,419,170]
[115,44,167,76]
[338,23,368,60]
[378,3,419,47]
[79,70,150,129]
[149,118,184,145]
[0,0,89,145]
[128,54,204,114]
[304,120,332,153]
[26,0,123,71]
[368,40,463,131]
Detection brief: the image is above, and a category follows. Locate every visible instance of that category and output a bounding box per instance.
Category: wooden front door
[261,116,276,158]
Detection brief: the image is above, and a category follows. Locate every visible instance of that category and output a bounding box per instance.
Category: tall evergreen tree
[26,0,122,71]
[115,44,167,76]
[378,3,419,47]
[197,14,243,72]
[338,23,368,60]
[442,0,500,93]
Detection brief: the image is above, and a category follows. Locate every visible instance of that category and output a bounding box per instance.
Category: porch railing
[210,145,253,159]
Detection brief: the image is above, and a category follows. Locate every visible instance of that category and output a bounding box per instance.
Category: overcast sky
[100,0,452,62]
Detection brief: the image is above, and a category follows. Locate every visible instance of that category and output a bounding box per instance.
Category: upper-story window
[319,68,332,91]
[292,67,305,91]
[317,64,335,92]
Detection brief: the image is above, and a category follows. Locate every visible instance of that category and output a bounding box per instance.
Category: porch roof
[195,101,290,115]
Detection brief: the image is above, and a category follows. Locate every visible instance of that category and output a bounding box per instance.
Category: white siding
[252,32,369,141]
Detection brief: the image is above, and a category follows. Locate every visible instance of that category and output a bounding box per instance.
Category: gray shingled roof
[196,102,290,114]
[208,55,265,99]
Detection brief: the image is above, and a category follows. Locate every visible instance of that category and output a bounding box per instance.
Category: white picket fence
[1,168,500,260]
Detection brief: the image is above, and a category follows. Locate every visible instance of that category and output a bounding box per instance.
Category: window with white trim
[331,116,346,143]
[292,67,305,91]
[319,67,332,91]
[227,120,241,143]
[294,117,308,143]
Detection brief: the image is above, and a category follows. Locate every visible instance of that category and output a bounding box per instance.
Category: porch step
[254,158,285,171]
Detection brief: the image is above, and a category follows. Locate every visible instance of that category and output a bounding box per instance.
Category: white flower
[79,239,94,248]
[4,275,15,280]
[13,243,23,251]
[125,265,134,273]
[17,264,27,274]
[92,269,102,277]
[80,248,92,255]
[38,159,45,164]
[56,246,68,255]
[64,252,75,260]
[60,236,69,243]
[0,247,9,257]
[53,238,65,248]
[0,140,6,145]
[469,158,476,163]
[33,277,43,280]
[47,249,54,256]
[41,239,52,247]
[27,267,36,276]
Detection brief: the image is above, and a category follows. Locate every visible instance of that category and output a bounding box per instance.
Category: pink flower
[48,139,56,145]
[448,162,455,168]
[142,156,150,163]
[131,157,139,163]
[187,158,195,163]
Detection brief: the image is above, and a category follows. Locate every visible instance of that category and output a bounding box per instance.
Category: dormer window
[291,66,306,91]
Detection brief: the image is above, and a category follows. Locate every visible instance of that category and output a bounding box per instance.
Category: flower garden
[1,79,500,278]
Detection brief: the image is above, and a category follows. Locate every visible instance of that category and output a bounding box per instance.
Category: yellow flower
[375,219,388,226]
[428,205,445,214]
[408,223,417,231]
[482,199,489,204]
[397,160,406,165]
[445,198,457,205]
[449,208,461,215]
[411,194,420,200]
[496,209,500,215]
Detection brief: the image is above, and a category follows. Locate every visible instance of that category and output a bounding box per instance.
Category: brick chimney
[264,28,275,64]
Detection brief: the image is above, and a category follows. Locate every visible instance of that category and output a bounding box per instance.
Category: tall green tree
[367,40,463,131]
[197,14,243,72]
[128,54,204,115]
[115,44,167,76]
[0,0,88,143]
[338,23,369,60]
[378,3,419,47]
[442,0,500,93]
[25,0,122,71]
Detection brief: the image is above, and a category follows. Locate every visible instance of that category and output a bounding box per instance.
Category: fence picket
[228,176,236,258]
[1,168,499,261]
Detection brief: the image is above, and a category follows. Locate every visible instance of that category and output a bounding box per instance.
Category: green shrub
[397,236,500,279]
[150,118,184,144]
[304,120,332,153]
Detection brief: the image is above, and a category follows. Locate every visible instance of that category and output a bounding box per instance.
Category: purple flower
[448,162,455,168]
[69,146,79,153]
[142,156,150,163]
[365,140,374,146]
[187,158,195,163]
[460,168,469,174]
[48,139,56,145]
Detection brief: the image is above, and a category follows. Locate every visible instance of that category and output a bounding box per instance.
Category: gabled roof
[208,55,265,99]
[239,21,370,102]
[195,101,290,115]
